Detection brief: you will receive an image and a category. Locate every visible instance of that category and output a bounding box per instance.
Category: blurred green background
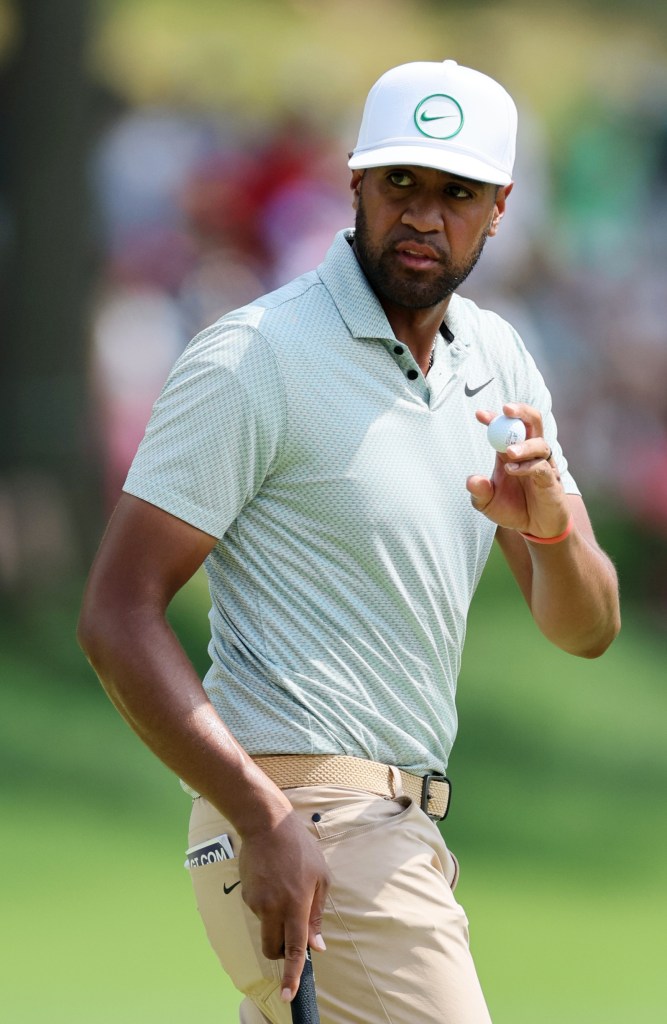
[1,1,666,1021]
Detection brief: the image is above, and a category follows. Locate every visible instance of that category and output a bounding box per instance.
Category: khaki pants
[188,786,492,1024]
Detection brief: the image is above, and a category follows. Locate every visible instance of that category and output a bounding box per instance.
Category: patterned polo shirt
[124,229,578,775]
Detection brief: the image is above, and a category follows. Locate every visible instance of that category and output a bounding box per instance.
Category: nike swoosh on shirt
[464,378,494,397]
[223,880,241,895]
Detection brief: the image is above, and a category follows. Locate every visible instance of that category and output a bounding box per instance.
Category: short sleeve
[512,328,580,496]
[123,318,286,538]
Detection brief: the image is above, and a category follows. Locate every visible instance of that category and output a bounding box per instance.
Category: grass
[1,553,665,1022]
[461,868,666,1024]
[1,621,242,1023]
[3,802,240,1024]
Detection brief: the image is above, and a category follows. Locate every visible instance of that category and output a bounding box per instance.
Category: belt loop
[388,765,403,798]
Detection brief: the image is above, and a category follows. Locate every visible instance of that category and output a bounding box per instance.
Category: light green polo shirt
[125,229,578,775]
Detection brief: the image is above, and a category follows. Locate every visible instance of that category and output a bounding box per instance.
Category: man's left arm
[467,402,621,659]
[495,495,620,657]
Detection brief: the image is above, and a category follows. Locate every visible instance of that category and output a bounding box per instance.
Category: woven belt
[253,754,451,821]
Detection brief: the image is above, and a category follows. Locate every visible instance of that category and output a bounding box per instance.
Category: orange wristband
[520,515,574,545]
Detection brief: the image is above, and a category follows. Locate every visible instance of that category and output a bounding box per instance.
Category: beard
[353,193,490,310]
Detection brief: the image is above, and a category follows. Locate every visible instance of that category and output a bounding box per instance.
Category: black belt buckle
[420,772,451,820]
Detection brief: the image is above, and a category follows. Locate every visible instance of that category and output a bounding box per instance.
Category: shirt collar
[317,229,396,341]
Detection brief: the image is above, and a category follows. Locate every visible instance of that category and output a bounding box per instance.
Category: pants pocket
[285,785,413,845]
[187,805,281,1006]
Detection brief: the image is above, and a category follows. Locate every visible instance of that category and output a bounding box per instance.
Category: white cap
[348,59,517,186]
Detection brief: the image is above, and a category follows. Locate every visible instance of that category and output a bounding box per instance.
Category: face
[351,166,511,311]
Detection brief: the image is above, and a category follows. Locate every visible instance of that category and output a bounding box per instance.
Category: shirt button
[407,369,419,380]
[393,345,404,355]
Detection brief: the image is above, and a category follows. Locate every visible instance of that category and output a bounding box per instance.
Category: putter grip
[290,949,320,1024]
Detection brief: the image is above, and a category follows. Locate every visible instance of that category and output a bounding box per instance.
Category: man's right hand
[238,810,330,1002]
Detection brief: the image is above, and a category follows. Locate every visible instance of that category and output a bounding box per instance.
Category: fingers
[308,882,328,953]
[477,404,553,468]
[504,435,558,484]
[258,909,308,1002]
[279,875,328,1000]
[474,402,543,436]
[504,450,556,486]
[280,925,309,1003]
[474,408,496,427]
[252,867,329,1002]
[501,402,543,440]
[469,403,565,533]
[278,905,327,1002]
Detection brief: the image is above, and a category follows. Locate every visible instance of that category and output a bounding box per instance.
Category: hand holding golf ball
[467,403,568,538]
[487,413,526,453]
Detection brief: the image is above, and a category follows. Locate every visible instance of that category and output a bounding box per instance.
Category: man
[78,59,620,1024]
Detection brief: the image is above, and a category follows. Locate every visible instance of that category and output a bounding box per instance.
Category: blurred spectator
[91,283,184,508]
[88,106,352,511]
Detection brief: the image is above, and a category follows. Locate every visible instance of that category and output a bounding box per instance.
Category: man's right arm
[77,493,329,1001]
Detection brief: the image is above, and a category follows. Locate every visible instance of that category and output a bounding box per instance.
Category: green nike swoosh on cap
[419,112,459,122]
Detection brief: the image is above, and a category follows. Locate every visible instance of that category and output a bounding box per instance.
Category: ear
[488,182,513,237]
[350,170,364,211]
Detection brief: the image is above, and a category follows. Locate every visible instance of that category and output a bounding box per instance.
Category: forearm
[524,528,620,657]
[78,495,329,994]
[468,404,621,658]
[77,608,292,838]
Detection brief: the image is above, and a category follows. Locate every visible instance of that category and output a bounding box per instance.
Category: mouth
[394,240,442,270]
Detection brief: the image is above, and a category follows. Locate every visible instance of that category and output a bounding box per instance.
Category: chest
[268,358,499,542]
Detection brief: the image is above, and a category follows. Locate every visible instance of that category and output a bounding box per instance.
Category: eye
[386,170,415,188]
[445,183,474,200]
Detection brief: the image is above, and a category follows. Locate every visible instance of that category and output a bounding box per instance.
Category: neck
[381,298,451,372]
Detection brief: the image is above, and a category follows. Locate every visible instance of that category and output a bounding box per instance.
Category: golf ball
[487,414,526,453]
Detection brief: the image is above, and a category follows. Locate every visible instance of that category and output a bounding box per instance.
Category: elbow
[77,587,126,677]
[76,597,107,672]
[576,637,616,660]
[77,595,136,711]
[565,610,622,660]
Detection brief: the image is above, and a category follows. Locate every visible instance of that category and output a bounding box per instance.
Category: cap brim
[348,144,512,187]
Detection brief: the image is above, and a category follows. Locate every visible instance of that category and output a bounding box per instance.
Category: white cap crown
[349,59,517,186]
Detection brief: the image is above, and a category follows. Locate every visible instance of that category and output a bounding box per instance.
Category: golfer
[78,59,620,1023]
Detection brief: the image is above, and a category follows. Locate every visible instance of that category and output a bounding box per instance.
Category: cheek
[450,208,494,243]
[444,214,476,247]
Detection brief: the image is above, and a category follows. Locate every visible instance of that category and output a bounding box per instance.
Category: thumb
[466,474,494,511]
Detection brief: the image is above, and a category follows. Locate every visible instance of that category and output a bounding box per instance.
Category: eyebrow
[433,170,491,188]
[384,165,491,188]
[446,173,488,187]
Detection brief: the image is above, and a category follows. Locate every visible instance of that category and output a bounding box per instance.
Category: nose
[401,194,445,233]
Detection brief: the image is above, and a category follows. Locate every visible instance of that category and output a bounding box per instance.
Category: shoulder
[146,304,291,439]
[197,268,337,359]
